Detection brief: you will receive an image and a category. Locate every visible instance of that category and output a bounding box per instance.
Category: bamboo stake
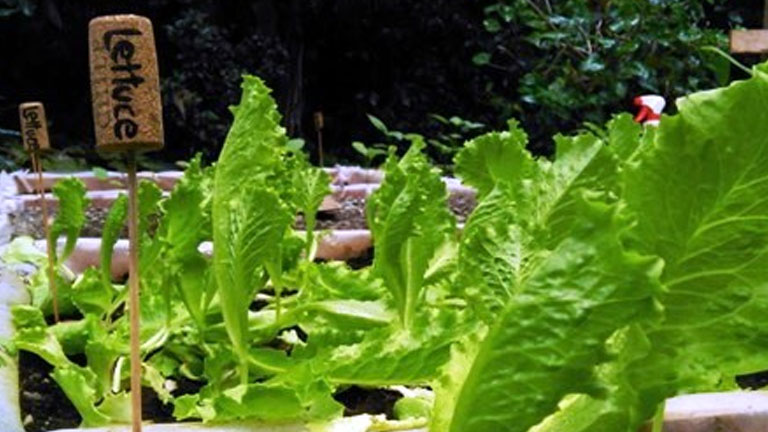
[126,152,142,432]
[19,102,59,322]
[314,111,325,167]
[89,15,164,432]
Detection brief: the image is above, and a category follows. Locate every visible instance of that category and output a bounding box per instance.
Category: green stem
[238,360,249,385]
[651,400,665,432]
[701,45,752,76]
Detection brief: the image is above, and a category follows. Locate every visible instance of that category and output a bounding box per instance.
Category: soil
[736,370,768,390]
[8,205,160,239]
[333,386,403,419]
[11,191,464,430]
[18,351,181,432]
[11,195,476,240]
[19,351,79,432]
[10,205,116,239]
[19,350,403,431]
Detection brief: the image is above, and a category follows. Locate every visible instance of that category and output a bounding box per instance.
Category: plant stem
[32,151,59,322]
[126,152,143,432]
[651,400,665,432]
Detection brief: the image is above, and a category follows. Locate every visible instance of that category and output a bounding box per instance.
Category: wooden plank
[730,29,768,54]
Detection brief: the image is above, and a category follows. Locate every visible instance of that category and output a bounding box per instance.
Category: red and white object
[633,95,666,126]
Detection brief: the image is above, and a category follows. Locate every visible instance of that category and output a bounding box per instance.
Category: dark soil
[19,350,404,430]
[333,386,403,419]
[9,205,160,240]
[19,351,79,432]
[10,205,116,239]
[736,370,768,390]
[19,351,189,432]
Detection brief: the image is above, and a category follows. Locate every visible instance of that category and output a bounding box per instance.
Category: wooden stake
[314,111,324,167]
[126,152,142,432]
[89,15,165,432]
[19,102,59,322]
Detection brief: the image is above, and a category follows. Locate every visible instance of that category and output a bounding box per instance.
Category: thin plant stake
[19,102,59,322]
[89,14,164,432]
[314,111,325,166]
[126,151,142,432]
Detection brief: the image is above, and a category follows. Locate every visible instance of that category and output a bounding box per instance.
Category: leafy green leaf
[212,75,294,380]
[454,120,533,198]
[138,180,163,237]
[433,196,660,432]
[52,367,111,427]
[367,138,456,329]
[367,114,389,134]
[156,155,213,327]
[100,194,127,287]
[70,268,115,317]
[617,67,768,416]
[472,52,491,66]
[49,178,89,264]
[292,166,331,258]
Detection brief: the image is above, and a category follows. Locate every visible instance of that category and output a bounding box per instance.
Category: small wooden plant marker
[731,5,768,56]
[730,29,768,55]
[18,101,60,322]
[314,111,325,166]
[88,14,164,432]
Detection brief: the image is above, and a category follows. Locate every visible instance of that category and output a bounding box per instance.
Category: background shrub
[0,0,759,169]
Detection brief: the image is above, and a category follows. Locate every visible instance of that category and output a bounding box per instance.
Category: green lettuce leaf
[367,138,456,329]
[212,75,294,381]
[11,305,123,427]
[292,165,331,259]
[138,180,163,238]
[606,67,768,425]
[454,119,534,198]
[432,195,660,432]
[156,155,213,328]
[49,178,89,264]
[100,194,127,287]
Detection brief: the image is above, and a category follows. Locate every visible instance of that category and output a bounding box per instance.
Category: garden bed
[4,167,768,432]
[7,67,768,432]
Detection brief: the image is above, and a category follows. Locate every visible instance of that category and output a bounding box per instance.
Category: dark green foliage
[475,0,741,153]
[0,0,759,167]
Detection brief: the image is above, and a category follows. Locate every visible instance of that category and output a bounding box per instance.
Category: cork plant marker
[18,102,59,322]
[89,14,164,432]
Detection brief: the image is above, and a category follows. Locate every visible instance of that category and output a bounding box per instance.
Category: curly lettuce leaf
[155,155,213,328]
[100,194,127,287]
[454,119,534,198]
[432,195,660,432]
[11,305,125,427]
[605,67,768,424]
[212,75,294,381]
[292,165,331,259]
[367,138,456,329]
[138,179,163,238]
[49,178,89,264]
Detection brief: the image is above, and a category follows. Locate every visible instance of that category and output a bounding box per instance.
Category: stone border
[9,168,472,196]
[5,168,475,263]
[34,231,372,279]
[10,166,385,194]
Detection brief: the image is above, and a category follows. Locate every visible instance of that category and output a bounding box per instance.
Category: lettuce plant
[432,66,768,432]
[5,66,768,432]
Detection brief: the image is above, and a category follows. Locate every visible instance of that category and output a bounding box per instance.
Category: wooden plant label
[18,102,50,151]
[89,14,164,152]
[731,29,768,54]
